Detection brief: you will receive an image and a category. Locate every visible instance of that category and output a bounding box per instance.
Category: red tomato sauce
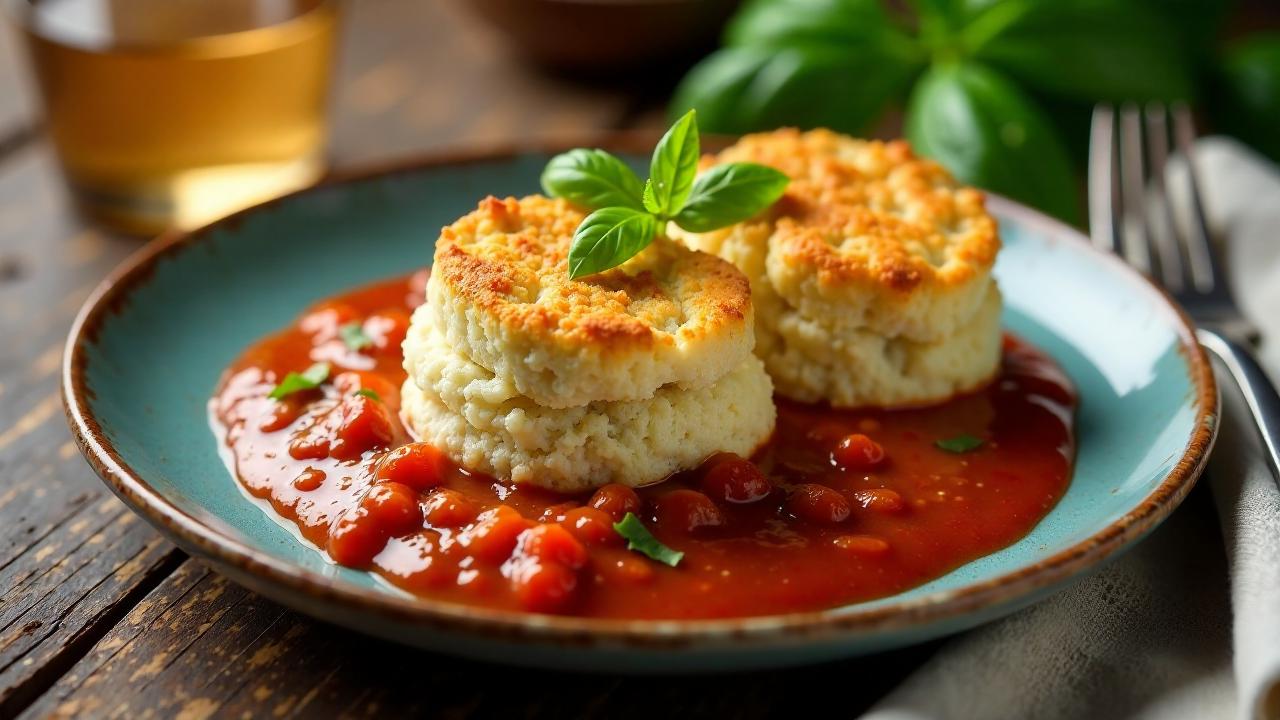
[211,274,1076,619]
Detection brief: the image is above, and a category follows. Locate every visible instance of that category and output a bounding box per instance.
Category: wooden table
[0,4,934,717]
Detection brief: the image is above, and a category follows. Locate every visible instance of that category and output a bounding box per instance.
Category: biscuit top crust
[427,195,755,407]
[434,195,751,353]
[708,129,1000,293]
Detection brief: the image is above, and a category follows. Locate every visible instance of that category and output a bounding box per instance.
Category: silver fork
[1089,102,1280,489]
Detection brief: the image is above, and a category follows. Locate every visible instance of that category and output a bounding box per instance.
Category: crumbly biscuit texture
[762,284,1003,407]
[672,129,1003,407]
[428,195,754,408]
[678,128,999,341]
[401,313,775,492]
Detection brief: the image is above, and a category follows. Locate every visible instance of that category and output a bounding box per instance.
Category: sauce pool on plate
[211,274,1076,619]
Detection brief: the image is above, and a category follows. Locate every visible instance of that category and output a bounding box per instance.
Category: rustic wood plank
[328,1,637,166]
[22,562,935,719]
[0,141,186,716]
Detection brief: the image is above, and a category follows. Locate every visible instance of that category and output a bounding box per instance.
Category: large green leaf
[967,0,1193,102]
[906,62,1079,222]
[1212,34,1280,163]
[726,0,896,49]
[671,44,917,136]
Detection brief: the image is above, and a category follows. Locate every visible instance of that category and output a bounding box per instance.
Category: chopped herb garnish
[935,434,985,453]
[339,321,373,351]
[268,362,330,400]
[613,512,684,567]
[355,388,382,403]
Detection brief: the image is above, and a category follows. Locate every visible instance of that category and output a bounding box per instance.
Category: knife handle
[1199,327,1280,489]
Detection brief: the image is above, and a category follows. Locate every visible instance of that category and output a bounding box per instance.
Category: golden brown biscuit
[427,195,755,408]
[401,312,775,491]
[672,129,1003,407]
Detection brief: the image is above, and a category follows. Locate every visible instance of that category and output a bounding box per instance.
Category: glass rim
[6,0,340,56]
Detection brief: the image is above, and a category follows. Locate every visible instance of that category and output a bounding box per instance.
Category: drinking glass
[10,0,340,234]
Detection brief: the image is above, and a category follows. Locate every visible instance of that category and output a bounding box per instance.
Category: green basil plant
[672,0,1277,224]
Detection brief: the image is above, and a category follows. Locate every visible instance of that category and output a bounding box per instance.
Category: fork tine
[1118,104,1153,273]
[1141,104,1186,293]
[1088,105,1118,253]
[1170,104,1218,293]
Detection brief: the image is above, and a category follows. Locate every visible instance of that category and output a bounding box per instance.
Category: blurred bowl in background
[450,0,740,75]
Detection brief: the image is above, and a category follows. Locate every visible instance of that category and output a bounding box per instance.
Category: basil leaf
[355,388,382,403]
[647,109,699,215]
[269,362,330,400]
[614,512,683,567]
[567,207,659,279]
[906,62,1079,223]
[671,44,917,137]
[935,434,984,453]
[339,321,373,351]
[541,148,646,211]
[673,163,789,233]
[1212,34,1280,164]
[726,0,898,49]
[967,0,1192,102]
[641,179,660,214]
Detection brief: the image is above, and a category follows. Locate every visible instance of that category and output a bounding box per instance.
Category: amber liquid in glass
[18,0,338,234]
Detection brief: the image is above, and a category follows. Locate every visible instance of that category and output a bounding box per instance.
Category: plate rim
[61,135,1218,648]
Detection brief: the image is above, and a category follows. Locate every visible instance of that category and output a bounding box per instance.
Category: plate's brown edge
[61,133,1219,650]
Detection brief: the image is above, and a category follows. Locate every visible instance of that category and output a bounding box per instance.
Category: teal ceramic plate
[63,140,1217,673]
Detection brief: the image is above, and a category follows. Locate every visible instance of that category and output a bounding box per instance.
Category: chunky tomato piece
[365,309,411,354]
[787,483,851,524]
[509,559,578,613]
[292,467,326,492]
[333,371,399,405]
[517,524,588,569]
[327,506,388,566]
[655,489,725,533]
[422,488,478,528]
[833,535,891,556]
[287,420,331,460]
[559,507,620,546]
[378,443,447,491]
[588,483,642,521]
[464,506,533,564]
[853,488,905,514]
[832,433,886,470]
[362,482,424,536]
[538,502,579,524]
[259,397,307,432]
[329,395,394,460]
[700,454,771,504]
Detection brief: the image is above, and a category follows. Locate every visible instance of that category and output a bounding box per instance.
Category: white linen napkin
[860,138,1280,720]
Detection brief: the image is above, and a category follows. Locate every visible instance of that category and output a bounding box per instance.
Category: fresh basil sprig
[542,110,789,279]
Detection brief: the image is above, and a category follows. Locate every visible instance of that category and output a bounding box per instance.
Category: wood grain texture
[327,1,640,168]
[0,142,182,716]
[21,561,934,720]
